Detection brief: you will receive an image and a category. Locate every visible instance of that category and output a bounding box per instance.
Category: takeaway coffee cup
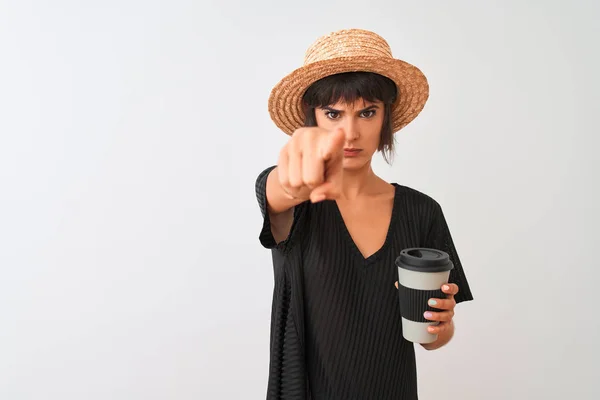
[395,248,454,344]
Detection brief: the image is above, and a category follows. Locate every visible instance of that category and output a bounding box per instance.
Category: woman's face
[314,98,384,170]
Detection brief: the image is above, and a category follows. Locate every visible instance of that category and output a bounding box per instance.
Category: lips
[343,148,362,157]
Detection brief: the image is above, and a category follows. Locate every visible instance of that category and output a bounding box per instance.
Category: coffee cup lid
[395,248,454,272]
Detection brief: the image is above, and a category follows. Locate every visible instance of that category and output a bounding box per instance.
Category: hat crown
[304,29,393,65]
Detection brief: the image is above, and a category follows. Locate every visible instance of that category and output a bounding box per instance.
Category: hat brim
[268,56,430,135]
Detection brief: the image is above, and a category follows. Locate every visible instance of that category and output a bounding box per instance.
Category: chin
[342,156,370,170]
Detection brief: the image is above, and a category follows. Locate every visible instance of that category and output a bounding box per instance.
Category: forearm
[266,167,307,214]
[421,320,455,351]
[266,167,307,244]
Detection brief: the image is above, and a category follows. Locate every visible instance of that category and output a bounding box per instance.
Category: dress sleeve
[255,165,309,251]
[424,201,474,304]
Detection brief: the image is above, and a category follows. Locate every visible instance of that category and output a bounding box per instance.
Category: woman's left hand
[394,282,459,335]
[423,283,458,334]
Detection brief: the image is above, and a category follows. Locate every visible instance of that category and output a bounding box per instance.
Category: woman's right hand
[277,127,346,203]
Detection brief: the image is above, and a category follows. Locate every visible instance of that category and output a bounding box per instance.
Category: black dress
[255,166,473,400]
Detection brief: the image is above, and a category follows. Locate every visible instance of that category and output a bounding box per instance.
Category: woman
[255,29,473,400]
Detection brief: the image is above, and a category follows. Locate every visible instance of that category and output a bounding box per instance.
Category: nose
[343,117,360,141]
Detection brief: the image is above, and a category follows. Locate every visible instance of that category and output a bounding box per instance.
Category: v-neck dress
[255,166,473,400]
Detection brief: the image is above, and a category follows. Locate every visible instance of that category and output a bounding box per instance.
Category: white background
[1,0,598,399]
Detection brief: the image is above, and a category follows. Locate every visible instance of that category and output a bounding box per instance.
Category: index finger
[442,283,459,296]
[319,128,345,161]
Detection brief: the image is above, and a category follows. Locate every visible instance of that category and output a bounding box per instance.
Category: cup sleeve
[424,201,474,304]
[255,165,309,251]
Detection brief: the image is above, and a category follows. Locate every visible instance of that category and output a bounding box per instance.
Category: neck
[340,162,380,200]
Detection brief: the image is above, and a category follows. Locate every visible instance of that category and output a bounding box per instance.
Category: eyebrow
[322,104,380,113]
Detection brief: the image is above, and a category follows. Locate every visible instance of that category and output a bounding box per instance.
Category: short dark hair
[301,72,398,164]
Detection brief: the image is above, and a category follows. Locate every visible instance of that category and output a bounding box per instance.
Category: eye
[360,110,376,118]
[325,111,340,120]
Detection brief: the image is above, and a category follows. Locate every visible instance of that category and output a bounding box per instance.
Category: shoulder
[392,183,442,213]
[391,183,446,228]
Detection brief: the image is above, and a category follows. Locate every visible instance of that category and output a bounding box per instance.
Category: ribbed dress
[255,166,474,400]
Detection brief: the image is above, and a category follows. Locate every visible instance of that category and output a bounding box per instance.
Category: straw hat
[268,29,430,135]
